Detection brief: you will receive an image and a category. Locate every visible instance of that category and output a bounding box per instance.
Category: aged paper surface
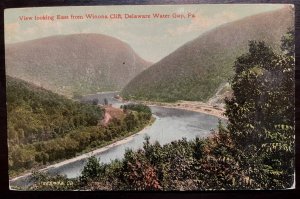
[5,4,295,190]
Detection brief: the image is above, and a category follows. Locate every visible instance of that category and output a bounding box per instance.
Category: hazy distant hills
[6,34,151,97]
[121,7,294,102]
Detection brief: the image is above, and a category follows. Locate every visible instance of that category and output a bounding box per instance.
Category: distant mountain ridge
[6,33,151,97]
[121,7,294,102]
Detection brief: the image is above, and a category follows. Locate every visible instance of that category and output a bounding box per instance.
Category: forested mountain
[7,76,103,173]
[6,34,151,97]
[7,75,104,146]
[121,7,294,102]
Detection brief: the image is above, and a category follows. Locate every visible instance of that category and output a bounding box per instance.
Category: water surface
[10,92,225,187]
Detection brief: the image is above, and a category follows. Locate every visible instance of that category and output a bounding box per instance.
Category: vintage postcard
[5,4,295,190]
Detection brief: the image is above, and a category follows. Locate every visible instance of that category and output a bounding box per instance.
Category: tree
[281,28,294,56]
[92,98,99,105]
[124,113,137,131]
[224,30,295,189]
[11,146,36,169]
[80,156,104,184]
[119,149,161,190]
[104,98,108,105]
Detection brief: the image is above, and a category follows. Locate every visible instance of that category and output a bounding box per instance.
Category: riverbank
[9,116,156,184]
[124,100,227,120]
[10,98,226,186]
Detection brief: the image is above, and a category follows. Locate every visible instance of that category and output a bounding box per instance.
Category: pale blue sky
[5,4,287,62]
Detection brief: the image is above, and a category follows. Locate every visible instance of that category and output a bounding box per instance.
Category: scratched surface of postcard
[5,4,295,190]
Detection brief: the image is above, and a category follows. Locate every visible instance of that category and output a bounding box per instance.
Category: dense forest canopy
[7,76,104,146]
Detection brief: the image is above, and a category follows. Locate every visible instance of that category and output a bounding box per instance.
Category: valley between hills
[6,6,295,190]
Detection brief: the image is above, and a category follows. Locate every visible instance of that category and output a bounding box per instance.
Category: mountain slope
[6,75,104,146]
[6,34,151,97]
[7,76,152,176]
[121,7,294,102]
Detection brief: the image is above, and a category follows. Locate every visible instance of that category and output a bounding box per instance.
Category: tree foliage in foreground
[224,29,295,189]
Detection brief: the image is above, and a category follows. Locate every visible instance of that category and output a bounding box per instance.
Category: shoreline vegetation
[7,79,155,180]
[10,98,228,181]
[10,93,227,183]
[9,115,156,183]
[10,100,226,183]
[120,99,227,120]
[147,102,226,120]
[9,88,227,183]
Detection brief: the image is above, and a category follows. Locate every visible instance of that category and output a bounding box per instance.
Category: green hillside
[7,76,104,173]
[121,7,294,102]
[7,76,152,176]
[7,76,104,146]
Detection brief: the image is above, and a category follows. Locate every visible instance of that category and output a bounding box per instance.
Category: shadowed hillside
[7,76,153,176]
[6,33,151,97]
[121,7,294,102]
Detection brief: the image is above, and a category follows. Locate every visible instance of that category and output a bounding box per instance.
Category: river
[10,92,226,188]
